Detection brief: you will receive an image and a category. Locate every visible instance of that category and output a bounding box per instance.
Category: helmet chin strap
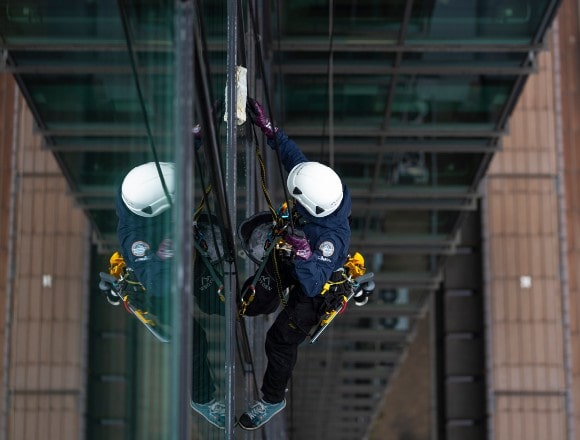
[291,203,309,228]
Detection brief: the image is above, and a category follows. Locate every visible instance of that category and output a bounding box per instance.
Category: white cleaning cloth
[224,66,248,126]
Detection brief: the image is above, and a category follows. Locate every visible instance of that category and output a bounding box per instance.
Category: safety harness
[193,212,226,305]
[100,251,156,325]
[238,203,291,316]
[101,192,227,319]
[237,200,372,332]
[239,107,375,339]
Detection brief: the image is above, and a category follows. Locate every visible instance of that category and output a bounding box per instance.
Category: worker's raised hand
[191,99,225,151]
[284,233,312,260]
[247,98,277,139]
[192,124,202,150]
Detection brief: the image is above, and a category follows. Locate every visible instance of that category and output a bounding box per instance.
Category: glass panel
[353,314,417,333]
[378,137,494,150]
[277,50,397,67]
[3,0,229,438]
[295,136,494,155]
[354,196,473,209]
[10,50,173,68]
[87,209,118,237]
[60,152,179,190]
[329,152,484,188]
[390,75,513,128]
[408,0,554,43]
[374,288,430,309]
[282,74,390,126]
[350,210,459,236]
[1,0,562,437]
[378,254,436,273]
[333,0,406,36]
[279,0,554,43]
[52,135,152,150]
[190,2,230,437]
[2,0,125,43]
[402,51,530,69]
[20,73,173,130]
[279,0,406,38]
[282,73,513,130]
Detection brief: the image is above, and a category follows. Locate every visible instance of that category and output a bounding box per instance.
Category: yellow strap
[320,279,345,296]
[133,309,156,326]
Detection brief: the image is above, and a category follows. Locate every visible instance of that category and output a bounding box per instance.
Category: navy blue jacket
[268,130,352,297]
[115,187,173,297]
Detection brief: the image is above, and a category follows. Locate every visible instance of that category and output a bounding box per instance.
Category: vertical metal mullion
[243,0,259,402]
[552,17,575,440]
[225,0,238,437]
[192,0,238,435]
[175,2,194,439]
[2,77,20,440]
[328,0,334,168]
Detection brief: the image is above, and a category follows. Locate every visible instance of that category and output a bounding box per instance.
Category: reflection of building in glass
[393,152,430,185]
[0,0,575,439]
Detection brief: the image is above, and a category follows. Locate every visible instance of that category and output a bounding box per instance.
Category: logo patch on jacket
[319,241,335,257]
[131,241,150,257]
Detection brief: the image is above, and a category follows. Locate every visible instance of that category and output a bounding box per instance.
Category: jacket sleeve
[116,195,172,297]
[292,233,349,297]
[267,129,308,172]
[121,237,172,297]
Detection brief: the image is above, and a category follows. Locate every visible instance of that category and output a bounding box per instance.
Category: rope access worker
[116,161,226,429]
[238,98,352,430]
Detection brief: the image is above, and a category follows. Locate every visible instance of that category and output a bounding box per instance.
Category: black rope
[320,0,337,158]
[236,0,247,67]
[116,0,173,207]
[245,4,304,430]
[193,0,264,401]
[249,126,279,219]
[192,1,238,264]
[246,0,294,221]
[193,145,225,267]
[234,0,268,401]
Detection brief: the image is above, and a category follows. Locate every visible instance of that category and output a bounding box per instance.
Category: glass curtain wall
[270,0,556,290]
[1,0,233,438]
[2,0,562,438]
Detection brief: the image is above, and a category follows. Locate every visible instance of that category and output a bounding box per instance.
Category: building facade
[1,0,579,439]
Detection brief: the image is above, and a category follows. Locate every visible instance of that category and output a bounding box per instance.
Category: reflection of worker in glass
[238,99,352,430]
[116,162,226,429]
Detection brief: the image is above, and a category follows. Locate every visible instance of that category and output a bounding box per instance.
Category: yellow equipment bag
[109,251,126,279]
[344,252,366,278]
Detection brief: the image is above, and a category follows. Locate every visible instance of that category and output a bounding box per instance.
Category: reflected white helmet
[121,162,175,217]
[286,162,343,218]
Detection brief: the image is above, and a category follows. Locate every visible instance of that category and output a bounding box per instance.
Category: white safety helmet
[121,162,175,217]
[286,162,343,218]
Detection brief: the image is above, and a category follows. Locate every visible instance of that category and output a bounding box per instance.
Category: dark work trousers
[261,288,325,403]
[241,252,326,403]
[191,317,215,403]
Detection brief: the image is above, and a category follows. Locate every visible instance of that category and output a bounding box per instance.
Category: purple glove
[192,124,202,150]
[191,99,224,151]
[247,98,277,139]
[156,238,174,260]
[285,234,312,260]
